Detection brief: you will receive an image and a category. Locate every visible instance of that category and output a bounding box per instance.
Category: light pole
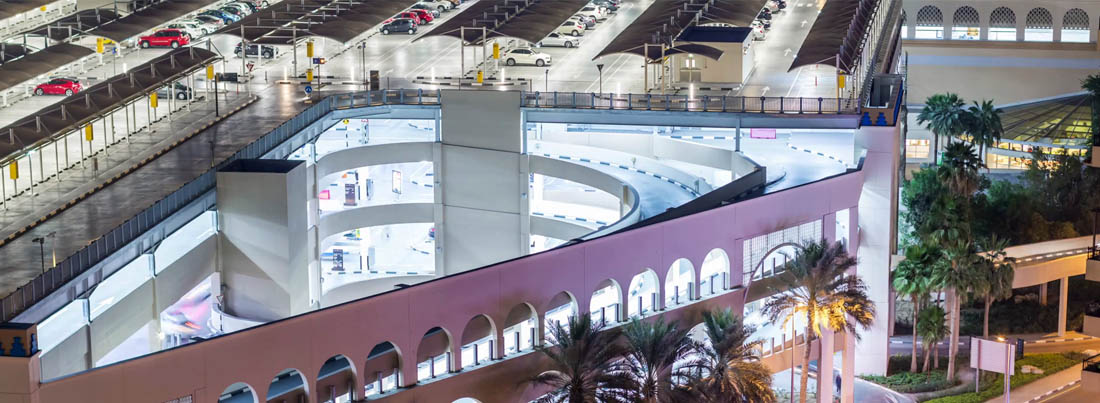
[31,236,45,274]
[596,63,604,95]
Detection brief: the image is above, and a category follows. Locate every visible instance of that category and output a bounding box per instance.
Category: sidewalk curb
[1025,379,1079,403]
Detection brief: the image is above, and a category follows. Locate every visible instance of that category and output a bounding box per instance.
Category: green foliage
[860,370,955,393]
[924,353,1085,403]
[917,93,968,139]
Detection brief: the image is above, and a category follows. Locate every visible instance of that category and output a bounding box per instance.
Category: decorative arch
[1062,8,1090,42]
[364,341,402,396]
[590,278,623,325]
[502,302,538,355]
[453,399,483,403]
[989,7,1017,40]
[915,6,944,39]
[316,354,357,403]
[218,382,258,403]
[266,368,310,403]
[951,6,980,40]
[1025,8,1054,41]
[416,327,453,381]
[460,314,497,368]
[544,291,579,344]
[699,248,731,297]
[627,269,660,318]
[665,258,696,308]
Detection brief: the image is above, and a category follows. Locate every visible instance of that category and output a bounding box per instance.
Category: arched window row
[907,6,1094,42]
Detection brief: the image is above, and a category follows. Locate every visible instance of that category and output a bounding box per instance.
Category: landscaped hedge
[923,352,1084,403]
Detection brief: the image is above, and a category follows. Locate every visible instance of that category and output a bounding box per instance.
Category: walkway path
[984,366,1080,403]
[0,84,308,298]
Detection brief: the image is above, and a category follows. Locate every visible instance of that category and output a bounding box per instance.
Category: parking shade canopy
[596,0,765,61]
[0,43,93,93]
[0,47,218,161]
[420,0,591,45]
[305,0,420,44]
[0,0,57,20]
[213,0,417,45]
[91,0,221,42]
[789,0,877,72]
[19,8,123,42]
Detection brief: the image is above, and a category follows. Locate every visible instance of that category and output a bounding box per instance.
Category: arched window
[267,368,309,403]
[665,258,696,308]
[915,6,944,39]
[218,382,257,403]
[951,6,980,40]
[502,303,538,355]
[590,279,622,325]
[1025,8,1054,41]
[699,249,730,297]
[460,315,496,369]
[416,327,452,381]
[627,270,660,317]
[317,355,356,403]
[989,7,1017,40]
[1062,9,1090,42]
[364,341,402,396]
[544,291,578,344]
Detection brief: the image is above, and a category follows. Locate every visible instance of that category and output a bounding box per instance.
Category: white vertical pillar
[818,326,835,403]
[842,327,855,403]
[1058,277,1068,337]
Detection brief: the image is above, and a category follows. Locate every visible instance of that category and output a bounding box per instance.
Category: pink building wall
[0,168,865,403]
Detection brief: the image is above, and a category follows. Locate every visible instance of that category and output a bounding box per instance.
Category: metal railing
[520,91,860,114]
[0,89,448,321]
[330,89,442,109]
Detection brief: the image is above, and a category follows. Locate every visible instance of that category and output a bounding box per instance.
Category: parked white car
[555,20,585,36]
[502,48,552,66]
[178,18,219,34]
[579,5,606,20]
[419,0,454,12]
[164,22,206,38]
[537,32,581,48]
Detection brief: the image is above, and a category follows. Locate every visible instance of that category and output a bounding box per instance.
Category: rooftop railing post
[417,88,423,104]
[779,97,784,113]
[664,94,670,111]
[722,95,727,112]
[760,96,765,113]
[799,97,804,114]
[646,94,652,110]
[572,92,576,107]
[534,91,539,107]
[741,96,746,113]
[818,97,824,114]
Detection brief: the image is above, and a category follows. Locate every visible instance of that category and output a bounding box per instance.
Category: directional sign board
[312,57,327,65]
[304,85,313,95]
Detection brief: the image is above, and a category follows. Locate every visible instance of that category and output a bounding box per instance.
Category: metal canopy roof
[92,0,219,42]
[0,43,92,92]
[420,0,590,45]
[789,0,877,73]
[0,47,218,160]
[595,0,764,61]
[998,93,1094,147]
[21,8,123,42]
[0,0,57,20]
[213,0,408,45]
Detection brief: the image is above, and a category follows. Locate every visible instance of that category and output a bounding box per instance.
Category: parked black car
[381,18,417,35]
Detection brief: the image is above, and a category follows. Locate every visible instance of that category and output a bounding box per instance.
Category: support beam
[1058,277,1068,337]
[1039,282,1048,306]
[842,329,855,403]
[818,328,835,403]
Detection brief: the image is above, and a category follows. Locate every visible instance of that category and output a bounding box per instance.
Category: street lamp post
[596,63,604,96]
[31,236,45,274]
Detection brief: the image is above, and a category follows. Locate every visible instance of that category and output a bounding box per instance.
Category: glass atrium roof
[999,94,1093,147]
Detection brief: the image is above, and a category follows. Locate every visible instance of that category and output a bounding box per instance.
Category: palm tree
[963,100,1004,162]
[681,309,775,403]
[917,305,948,373]
[917,93,968,165]
[973,237,1015,338]
[621,317,697,403]
[937,141,984,199]
[892,243,942,373]
[760,240,876,403]
[527,315,638,403]
[930,237,980,382]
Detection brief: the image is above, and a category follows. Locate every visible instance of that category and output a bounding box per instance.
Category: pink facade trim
[2,169,864,403]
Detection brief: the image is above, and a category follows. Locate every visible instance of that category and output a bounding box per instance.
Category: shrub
[924,353,1084,403]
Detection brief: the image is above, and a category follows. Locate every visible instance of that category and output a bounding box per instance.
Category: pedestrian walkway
[0,92,254,251]
[983,366,1080,403]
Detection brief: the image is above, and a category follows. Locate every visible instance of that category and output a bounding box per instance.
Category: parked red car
[405,9,433,24]
[138,29,190,49]
[385,11,422,25]
[34,78,82,96]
